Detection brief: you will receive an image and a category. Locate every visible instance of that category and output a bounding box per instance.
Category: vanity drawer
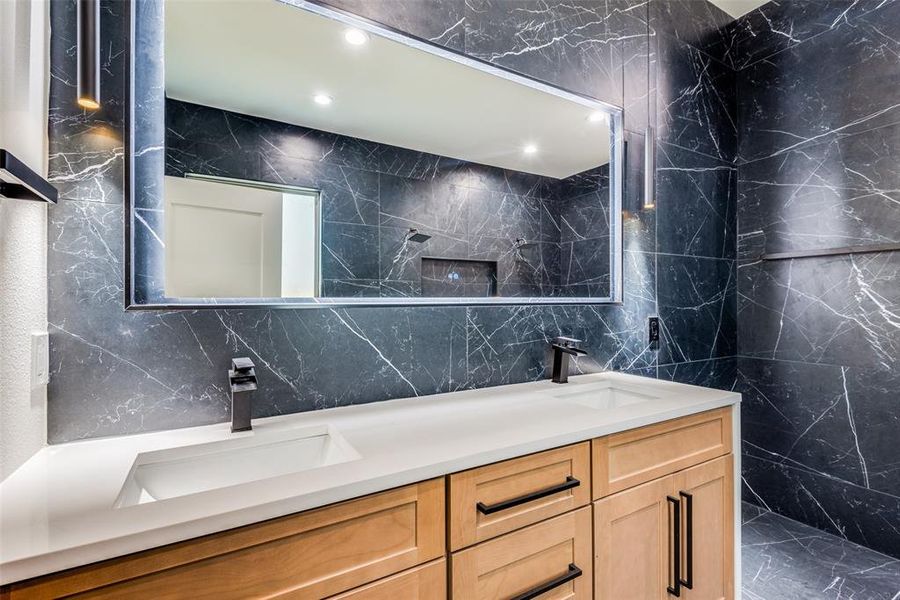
[450,506,592,600]
[5,479,445,600]
[328,559,446,599]
[448,442,590,550]
[592,408,732,498]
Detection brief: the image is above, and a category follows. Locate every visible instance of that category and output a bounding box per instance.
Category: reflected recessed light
[587,112,607,123]
[313,93,333,106]
[344,28,369,46]
[523,144,538,155]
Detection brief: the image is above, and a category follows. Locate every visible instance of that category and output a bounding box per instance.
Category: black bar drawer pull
[510,563,582,600]
[679,491,693,590]
[667,495,681,597]
[476,476,580,515]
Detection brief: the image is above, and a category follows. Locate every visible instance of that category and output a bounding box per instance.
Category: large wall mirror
[128,0,624,307]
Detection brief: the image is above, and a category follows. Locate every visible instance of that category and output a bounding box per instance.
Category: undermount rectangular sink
[550,380,661,410]
[115,424,361,507]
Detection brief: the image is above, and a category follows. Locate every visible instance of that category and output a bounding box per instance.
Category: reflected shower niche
[129,0,624,307]
[420,257,498,298]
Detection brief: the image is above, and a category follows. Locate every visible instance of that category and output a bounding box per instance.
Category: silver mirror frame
[125,0,624,309]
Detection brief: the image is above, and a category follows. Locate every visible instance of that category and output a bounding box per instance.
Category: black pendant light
[77,0,100,110]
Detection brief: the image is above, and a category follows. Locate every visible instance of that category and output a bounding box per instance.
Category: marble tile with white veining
[655,31,737,163]
[737,1,900,164]
[741,502,900,599]
[739,357,900,500]
[737,252,900,369]
[728,0,891,71]
[738,122,900,255]
[315,0,466,52]
[650,0,737,67]
[463,0,643,107]
[659,356,736,392]
[658,254,736,364]
[742,452,900,561]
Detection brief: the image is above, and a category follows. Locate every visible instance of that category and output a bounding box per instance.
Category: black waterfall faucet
[229,357,258,432]
[550,337,587,384]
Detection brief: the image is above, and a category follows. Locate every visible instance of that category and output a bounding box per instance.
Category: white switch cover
[31,331,49,388]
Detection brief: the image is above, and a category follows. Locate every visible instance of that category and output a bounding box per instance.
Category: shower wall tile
[737,253,900,369]
[734,0,900,557]
[739,357,900,501]
[727,0,887,71]
[737,1,900,164]
[738,122,900,255]
[742,453,900,560]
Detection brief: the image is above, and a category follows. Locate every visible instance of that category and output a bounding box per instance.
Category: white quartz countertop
[0,372,740,584]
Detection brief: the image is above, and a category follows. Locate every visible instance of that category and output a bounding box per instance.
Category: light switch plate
[31,331,49,388]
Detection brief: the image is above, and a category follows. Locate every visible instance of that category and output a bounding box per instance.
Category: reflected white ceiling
[165,0,612,179]
[709,0,769,19]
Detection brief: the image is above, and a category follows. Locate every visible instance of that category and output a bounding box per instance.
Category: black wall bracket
[0,149,59,204]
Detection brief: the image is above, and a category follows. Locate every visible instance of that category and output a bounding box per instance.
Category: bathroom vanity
[0,374,740,599]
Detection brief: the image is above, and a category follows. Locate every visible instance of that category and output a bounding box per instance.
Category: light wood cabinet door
[674,456,734,600]
[594,476,672,600]
[449,442,591,550]
[592,408,732,499]
[6,480,445,600]
[451,507,592,600]
[328,559,446,600]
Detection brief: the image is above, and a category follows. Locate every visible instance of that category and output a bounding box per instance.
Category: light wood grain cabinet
[448,442,591,550]
[674,456,734,600]
[592,408,732,499]
[3,479,445,600]
[594,476,672,600]
[327,559,446,600]
[594,455,734,600]
[451,507,593,600]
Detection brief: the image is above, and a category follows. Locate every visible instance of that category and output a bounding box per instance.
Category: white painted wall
[0,0,49,481]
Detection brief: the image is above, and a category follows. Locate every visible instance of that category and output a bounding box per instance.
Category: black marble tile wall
[47,0,738,455]
[733,0,900,559]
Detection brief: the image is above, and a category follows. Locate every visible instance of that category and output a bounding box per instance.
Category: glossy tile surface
[742,502,900,600]
[734,0,900,560]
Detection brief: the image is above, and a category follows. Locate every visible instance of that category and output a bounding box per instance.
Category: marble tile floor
[742,502,900,600]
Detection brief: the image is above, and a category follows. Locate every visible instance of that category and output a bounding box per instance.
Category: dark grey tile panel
[658,254,736,364]
[742,452,900,560]
[657,143,736,259]
[741,502,900,600]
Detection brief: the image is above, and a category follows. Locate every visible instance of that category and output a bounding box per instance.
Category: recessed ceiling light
[344,28,369,46]
[313,93,333,106]
[523,144,538,155]
[587,112,607,123]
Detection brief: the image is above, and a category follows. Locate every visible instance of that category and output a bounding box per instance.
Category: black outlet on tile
[648,316,660,344]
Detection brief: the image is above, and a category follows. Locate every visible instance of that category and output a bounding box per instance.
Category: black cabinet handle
[679,491,693,590]
[476,476,580,515]
[667,495,681,597]
[510,563,582,600]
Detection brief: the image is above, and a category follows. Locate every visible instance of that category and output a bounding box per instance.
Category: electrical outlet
[648,317,660,344]
[31,331,49,388]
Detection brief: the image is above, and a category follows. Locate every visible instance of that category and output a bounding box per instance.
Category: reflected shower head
[513,237,537,249]
[406,228,432,243]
